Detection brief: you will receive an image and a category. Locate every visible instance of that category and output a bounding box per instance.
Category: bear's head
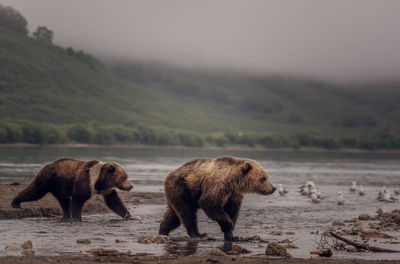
[241,159,276,195]
[95,162,133,192]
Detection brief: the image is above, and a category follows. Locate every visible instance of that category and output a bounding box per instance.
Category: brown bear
[159,156,276,241]
[11,158,133,220]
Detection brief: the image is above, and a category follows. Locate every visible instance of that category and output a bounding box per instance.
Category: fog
[2,0,400,82]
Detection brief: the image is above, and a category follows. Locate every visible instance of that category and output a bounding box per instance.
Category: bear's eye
[260,177,266,183]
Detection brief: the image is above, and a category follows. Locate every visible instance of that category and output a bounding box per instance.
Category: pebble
[5,243,23,251]
[229,244,252,254]
[270,231,283,236]
[81,248,119,256]
[21,240,33,250]
[359,214,370,221]
[209,248,226,256]
[76,238,91,244]
[265,242,290,257]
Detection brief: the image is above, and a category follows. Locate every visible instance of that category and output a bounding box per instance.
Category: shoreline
[1,184,400,263]
[0,255,399,264]
[1,143,400,154]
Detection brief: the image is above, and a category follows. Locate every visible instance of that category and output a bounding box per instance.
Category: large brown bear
[159,156,276,241]
[11,158,133,220]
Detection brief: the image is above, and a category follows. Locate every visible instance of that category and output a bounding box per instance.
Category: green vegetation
[0,8,399,150]
[1,119,399,150]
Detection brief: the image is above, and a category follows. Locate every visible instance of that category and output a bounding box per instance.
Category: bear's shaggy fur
[11,158,133,220]
[159,156,276,240]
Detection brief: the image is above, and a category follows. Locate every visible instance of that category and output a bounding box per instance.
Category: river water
[0,146,399,259]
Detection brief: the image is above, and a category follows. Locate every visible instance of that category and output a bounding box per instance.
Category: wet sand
[0,255,399,264]
[1,184,399,263]
[0,184,164,219]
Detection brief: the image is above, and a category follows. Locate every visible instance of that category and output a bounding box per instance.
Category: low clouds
[2,0,400,82]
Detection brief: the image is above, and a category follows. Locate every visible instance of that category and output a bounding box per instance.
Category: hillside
[0,25,399,149]
[0,26,185,127]
[112,62,400,136]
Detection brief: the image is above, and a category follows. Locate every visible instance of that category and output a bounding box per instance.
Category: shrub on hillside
[0,4,28,35]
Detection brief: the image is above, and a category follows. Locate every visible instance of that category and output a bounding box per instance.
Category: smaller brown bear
[11,158,133,220]
[159,156,276,241]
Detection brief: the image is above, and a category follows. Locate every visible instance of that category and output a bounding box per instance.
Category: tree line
[0,120,399,150]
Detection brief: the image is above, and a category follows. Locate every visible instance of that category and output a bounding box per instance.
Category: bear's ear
[104,163,116,173]
[242,161,252,174]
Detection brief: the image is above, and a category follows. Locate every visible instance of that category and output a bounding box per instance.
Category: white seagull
[277,184,289,196]
[378,187,397,202]
[358,185,365,196]
[337,192,345,205]
[310,192,321,203]
[350,181,357,192]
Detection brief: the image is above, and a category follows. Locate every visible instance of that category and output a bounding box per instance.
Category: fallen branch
[329,232,400,253]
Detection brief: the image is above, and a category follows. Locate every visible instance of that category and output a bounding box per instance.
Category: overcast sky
[2,0,400,82]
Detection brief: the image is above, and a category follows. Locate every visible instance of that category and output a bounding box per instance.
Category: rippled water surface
[0,146,399,259]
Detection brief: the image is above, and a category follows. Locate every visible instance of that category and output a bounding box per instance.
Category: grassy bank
[1,119,399,150]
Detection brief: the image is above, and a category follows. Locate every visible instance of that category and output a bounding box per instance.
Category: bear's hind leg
[54,195,71,219]
[103,190,131,219]
[11,181,48,208]
[159,205,181,235]
[172,202,206,238]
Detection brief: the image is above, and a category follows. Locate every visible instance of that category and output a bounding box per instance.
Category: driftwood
[329,232,400,253]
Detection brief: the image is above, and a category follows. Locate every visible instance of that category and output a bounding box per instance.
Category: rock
[310,249,332,257]
[22,249,35,256]
[209,248,226,256]
[270,231,283,236]
[152,235,169,244]
[359,214,370,221]
[282,243,298,249]
[76,238,91,244]
[137,236,152,244]
[239,235,261,242]
[115,239,127,243]
[90,237,105,241]
[332,221,345,226]
[81,248,119,256]
[285,231,296,235]
[376,208,383,214]
[10,182,20,186]
[230,244,252,254]
[265,242,290,257]
[5,242,23,251]
[21,240,33,250]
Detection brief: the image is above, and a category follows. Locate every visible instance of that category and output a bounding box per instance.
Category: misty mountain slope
[0,26,192,128]
[112,62,398,136]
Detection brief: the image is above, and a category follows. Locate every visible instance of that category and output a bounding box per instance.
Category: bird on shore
[358,185,365,196]
[377,187,397,202]
[350,181,357,192]
[315,188,324,199]
[300,181,316,196]
[337,192,345,205]
[310,192,321,203]
[277,184,289,196]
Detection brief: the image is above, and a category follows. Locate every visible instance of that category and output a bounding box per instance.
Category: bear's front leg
[201,202,235,241]
[103,189,131,219]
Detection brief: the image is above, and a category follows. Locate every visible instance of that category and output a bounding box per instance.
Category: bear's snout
[120,181,133,191]
[271,186,277,193]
